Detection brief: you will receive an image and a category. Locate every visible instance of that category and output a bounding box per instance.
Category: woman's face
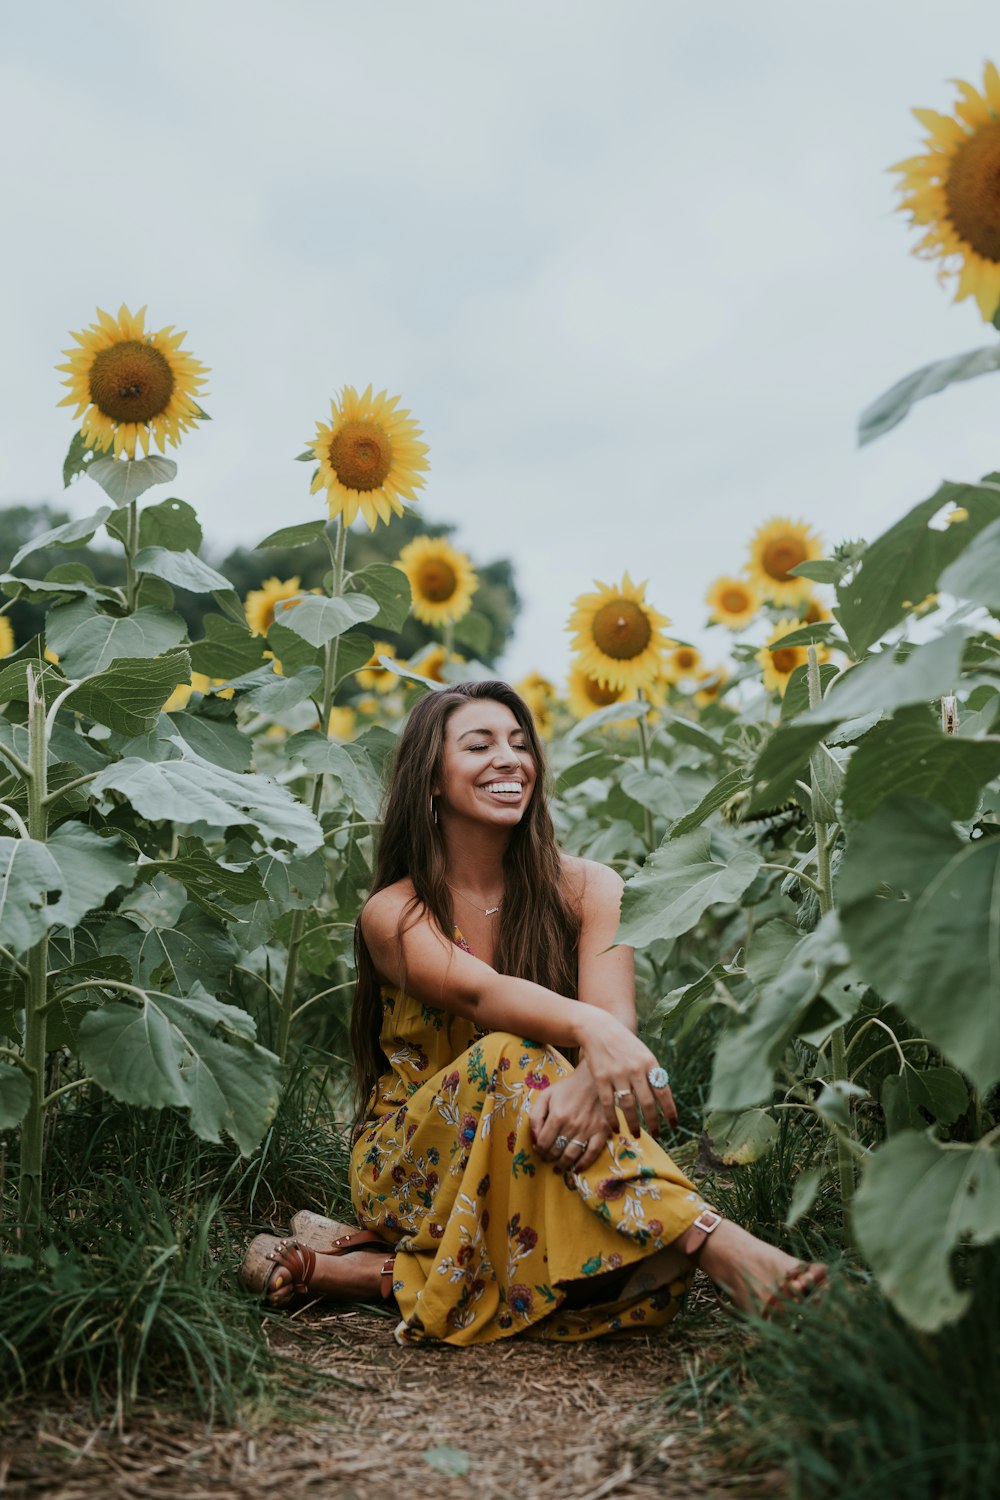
[435,698,537,829]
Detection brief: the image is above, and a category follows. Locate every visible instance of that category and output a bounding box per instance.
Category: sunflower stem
[124,496,139,613]
[806,644,854,1210]
[18,668,50,1234]
[277,517,347,1064]
[636,692,656,852]
[443,621,454,660]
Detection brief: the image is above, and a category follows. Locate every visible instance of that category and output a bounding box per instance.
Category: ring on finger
[646,1065,670,1090]
[569,1138,588,1150]
[613,1088,631,1103]
[554,1134,569,1151]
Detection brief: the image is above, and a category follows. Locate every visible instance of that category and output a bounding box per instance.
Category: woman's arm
[361,882,673,1136]
[569,857,637,1031]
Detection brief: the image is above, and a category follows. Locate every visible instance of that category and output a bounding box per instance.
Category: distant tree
[0,503,519,667]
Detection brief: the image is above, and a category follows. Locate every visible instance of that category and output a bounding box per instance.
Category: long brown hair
[350,680,580,1119]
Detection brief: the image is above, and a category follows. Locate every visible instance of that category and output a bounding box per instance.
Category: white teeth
[484,781,522,794]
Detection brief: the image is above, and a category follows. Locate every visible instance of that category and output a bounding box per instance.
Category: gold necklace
[447,882,503,917]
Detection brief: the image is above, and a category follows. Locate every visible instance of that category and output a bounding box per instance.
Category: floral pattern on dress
[349,933,709,1346]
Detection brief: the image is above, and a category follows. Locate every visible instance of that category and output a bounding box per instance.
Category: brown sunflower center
[584,676,621,707]
[762,535,807,582]
[416,558,458,603]
[328,419,393,491]
[673,648,698,672]
[771,646,801,675]
[945,120,1000,262]
[722,587,751,613]
[591,600,652,660]
[88,340,175,424]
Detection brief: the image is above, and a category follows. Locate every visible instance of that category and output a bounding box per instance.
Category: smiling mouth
[481,781,524,797]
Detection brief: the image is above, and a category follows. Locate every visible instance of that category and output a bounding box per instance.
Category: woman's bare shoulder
[360,879,418,940]
[558,853,624,912]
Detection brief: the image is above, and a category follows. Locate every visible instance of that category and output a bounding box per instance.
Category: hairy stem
[18,669,50,1232]
[806,644,854,1208]
[277,517,347,1063]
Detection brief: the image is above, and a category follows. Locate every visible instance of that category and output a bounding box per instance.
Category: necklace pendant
[484,904,501,916]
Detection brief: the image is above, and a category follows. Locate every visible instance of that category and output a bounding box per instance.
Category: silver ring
[647,1065,670,1090]
[554,1134,569,1151]
[613,1088,631,1102]
[569,1138,588,1150]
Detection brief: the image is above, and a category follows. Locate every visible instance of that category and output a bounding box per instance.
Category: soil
[0,1284,773,1500]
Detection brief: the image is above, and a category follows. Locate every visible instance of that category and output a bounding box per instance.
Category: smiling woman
[240,680,827,1343]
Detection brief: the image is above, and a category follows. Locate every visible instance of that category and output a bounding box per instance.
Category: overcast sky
[2,1,999,682]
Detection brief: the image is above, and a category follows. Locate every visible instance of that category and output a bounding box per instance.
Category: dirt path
[1,1293,760,1500]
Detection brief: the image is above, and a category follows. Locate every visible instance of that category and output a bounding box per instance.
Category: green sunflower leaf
[9,508,113,570]
[255,519,326,549]
[273,592,379,647]
[0,1064,31,1129]
[348,564,412,633]
[87,455,178,506]
[64,649,191,736]
[858,345,1000,447]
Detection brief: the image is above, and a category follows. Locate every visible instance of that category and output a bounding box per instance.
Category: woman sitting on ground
[242,680,825,1342]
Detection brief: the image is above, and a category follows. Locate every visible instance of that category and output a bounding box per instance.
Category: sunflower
[244,577,311,637]
[309,385,429,530]
[893,64,1000,321]
[566,663,627,720]
[0,617,14,658]
[664,644,702,684]
[357,642,404,694]
[516,671,558,737]
[396,536,477,626]
[694,666,730,709]
[756,620,826,697]
[706,575,760,630]
[410,643,466,684]
[57,304,208,460]
[567,572,671,693]
[746,518,822,604]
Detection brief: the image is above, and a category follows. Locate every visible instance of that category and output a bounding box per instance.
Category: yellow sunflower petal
[396,535,478,626]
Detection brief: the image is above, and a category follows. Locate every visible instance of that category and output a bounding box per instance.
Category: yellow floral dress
[350,937,710,1347]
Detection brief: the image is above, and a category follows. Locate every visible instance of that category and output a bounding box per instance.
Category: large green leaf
[106,496,203,554]
[255,519,326,549]
[858,345,1000,448]
[853,1131,1000,1330]
[668,768,749,839]
[91,743,324,851]
[616,828,761,949]
[134,848,268,919]
[839,797,1000,1091]
[132,546,234,596]
[45,822,136,926]
[239,665,323,714]
[650,959,745,1044]
[46,600,187,677]
[9,508,113,569]
[188,616,267,678]
[452,609,493,659]
[65,649,191,735]
[78,985,281,1154]
[274,592,379,647]
[842,705,1000,819]
[836,481,1000,655]
[881,1066,969,1137]
[87,454,178,505]
[0,1063,31,1128]
[169,711,253,774]
[0,837,63,956]
[287,731,385,820]
[940,514,1000,613]
[709,914,855,1110]
[749,631,966,811]
[348,564,412,633]
[101,905,238,992]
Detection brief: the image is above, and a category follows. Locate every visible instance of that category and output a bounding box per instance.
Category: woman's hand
[529,1061,613,1173]
[574,1004,677,1139]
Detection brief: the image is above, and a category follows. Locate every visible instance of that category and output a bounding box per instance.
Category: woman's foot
[688,1216,827,1317]
[239,1233,396,1309]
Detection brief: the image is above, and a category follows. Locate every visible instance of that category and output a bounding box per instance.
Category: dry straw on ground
[1,1288,769,1500]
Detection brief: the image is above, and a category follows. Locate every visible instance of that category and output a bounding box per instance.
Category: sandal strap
[678,1208,723,1265]
[379,1254,396,1302]
[290,1243,316,1295]
[328,1229,390,1255]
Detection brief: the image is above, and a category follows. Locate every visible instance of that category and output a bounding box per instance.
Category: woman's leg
[615,1209,826,1314]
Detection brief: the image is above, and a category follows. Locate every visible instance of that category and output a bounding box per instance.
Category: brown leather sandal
[674,1208,827,1321]
[239,1231,396,1308]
